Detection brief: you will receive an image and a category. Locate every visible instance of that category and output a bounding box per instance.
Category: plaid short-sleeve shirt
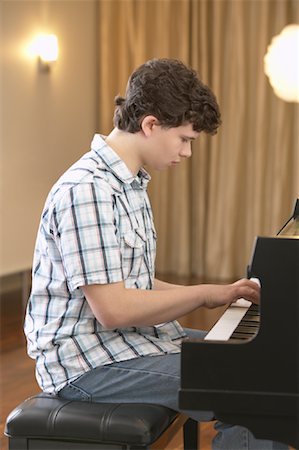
[24,134,186,394]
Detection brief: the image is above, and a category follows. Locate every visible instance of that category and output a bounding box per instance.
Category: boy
[25,59,284,449]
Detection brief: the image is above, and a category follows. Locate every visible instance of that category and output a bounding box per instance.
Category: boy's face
[143,122,199,171]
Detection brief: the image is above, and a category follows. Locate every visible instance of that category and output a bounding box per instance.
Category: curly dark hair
[113,58,221,135]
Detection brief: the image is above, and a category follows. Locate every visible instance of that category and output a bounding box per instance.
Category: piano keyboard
[204,299,260,341]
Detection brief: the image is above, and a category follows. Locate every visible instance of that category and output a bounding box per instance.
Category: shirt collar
[91,134,151,192]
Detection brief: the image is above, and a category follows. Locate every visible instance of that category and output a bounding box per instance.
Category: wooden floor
[0,285,221,450]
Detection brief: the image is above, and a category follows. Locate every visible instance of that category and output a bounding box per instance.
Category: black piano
[179,234,299,448]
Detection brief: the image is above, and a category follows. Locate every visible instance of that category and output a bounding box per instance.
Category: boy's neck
[105,128,143,176]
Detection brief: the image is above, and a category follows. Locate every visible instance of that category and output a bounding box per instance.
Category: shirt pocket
[121,228,147,281]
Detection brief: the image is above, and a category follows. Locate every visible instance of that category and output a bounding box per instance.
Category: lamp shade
[264,24,299,103]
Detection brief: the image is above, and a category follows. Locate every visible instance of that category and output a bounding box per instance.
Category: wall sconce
[264,24,299,103]
[31,34,59,72]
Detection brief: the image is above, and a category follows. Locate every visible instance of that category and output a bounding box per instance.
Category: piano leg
[183,418,199,450]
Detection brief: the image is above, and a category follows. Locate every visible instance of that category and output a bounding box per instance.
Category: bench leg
[183,418,199,450]
[9,437,28,450]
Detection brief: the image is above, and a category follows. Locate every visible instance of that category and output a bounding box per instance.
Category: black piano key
[240,320,258,326]
[230,333,254,340]
[242,315,260,322]
[229,303,260,341]
[234,325,257,333]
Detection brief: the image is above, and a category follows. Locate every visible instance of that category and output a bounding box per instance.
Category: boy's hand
[203,278,260,309]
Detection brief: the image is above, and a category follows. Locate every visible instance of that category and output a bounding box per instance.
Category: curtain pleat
[97,0,299,281]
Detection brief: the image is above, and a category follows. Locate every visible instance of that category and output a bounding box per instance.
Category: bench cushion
[5,393,178,446]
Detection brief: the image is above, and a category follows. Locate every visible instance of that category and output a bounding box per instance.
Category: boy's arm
[81,278,260,329]
[153,278,184,290]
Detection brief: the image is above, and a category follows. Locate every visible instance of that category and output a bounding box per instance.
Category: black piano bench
[4,393,199,450]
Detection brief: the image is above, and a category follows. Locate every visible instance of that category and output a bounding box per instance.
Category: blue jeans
[58,328,288,450]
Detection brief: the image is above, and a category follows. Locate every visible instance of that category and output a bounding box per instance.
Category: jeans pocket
[58,381,92,401]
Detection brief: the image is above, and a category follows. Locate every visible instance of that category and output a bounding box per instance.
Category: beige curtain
[97,0,299,281]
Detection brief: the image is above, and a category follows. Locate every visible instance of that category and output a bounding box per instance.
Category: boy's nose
[180,145,192,158]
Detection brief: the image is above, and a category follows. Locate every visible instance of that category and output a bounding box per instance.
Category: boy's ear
[140,115,159,136]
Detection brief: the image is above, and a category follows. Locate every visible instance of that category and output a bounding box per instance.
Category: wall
[0,0,97,276]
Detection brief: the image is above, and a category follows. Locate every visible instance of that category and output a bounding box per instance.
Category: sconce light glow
[264,24,299,102]
[26,34,59,71]
[264,24,299,103]
[34,34,58,62]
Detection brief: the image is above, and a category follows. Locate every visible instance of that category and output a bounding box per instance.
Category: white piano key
[204,302,251,341]
[204,278,260,341]
[231,298,252,308]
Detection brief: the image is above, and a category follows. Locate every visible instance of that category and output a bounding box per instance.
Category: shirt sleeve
[51,181,123,291]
